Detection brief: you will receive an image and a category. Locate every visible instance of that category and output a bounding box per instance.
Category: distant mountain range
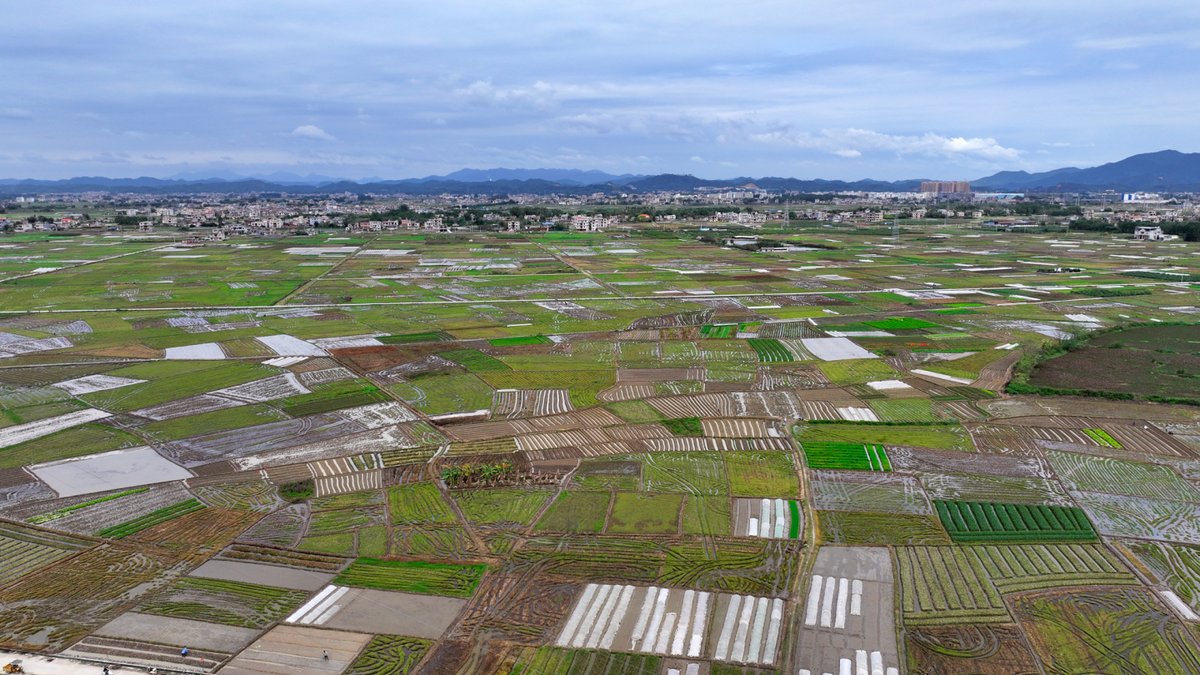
[2,150,1198,196]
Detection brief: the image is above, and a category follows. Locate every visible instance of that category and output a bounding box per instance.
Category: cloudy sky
[2,1,1197,180]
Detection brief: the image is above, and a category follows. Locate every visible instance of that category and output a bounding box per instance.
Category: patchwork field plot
[30,446,192,498]
[1013,587,1200,673]
[0,227,1197,673]
[97,497,206,539]
[345,634,433,675]
[1047,449,1200,501]
[819,511,950,546]
[335,557,486,598]
[137,576,308,628]
[812,473,931,514]
[794,547,900,675]
[732,497,801,539]
[1075,491,1200,544]
[287,584,465,637]
[0,544,180,651]
[1128,542,1200,613]
[896,543,1136,626]
[905,623,1040,675]
[0,522,90,586]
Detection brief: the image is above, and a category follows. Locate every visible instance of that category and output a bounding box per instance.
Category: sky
[1,1,1198,181]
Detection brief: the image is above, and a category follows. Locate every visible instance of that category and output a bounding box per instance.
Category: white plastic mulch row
[164,342,226,360]
[803,573,864,630]
[0,408,112,449]
[800,337,876,362]
[0,336,72,358]
[710,593,785,666]
[556,584,782,666]
[283,246,360,255]
[798,654,898,675]
[866,380,911,391]
[309,334,385,350]
[264,356,308,368]
[315,470,382,497]
[740,498,792,539]
[255,334,329,357]
[286,585,350,625]
[837,407,880,422]
[214,373,311,402]
[910,369,973,385]
[336,401,420,428]
[53,374,146,395]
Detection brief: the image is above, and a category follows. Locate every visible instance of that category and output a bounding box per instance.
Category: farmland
[0,222,1197,672]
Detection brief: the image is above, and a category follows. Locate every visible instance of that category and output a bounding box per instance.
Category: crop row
[27,488,148,524]
[334,558,487,598]
[747,338,795,363]
[97,499,206,539]
[138,576,309,629]
[1083,427,1122,448]
[934,500,1096,543]
[802,441,891,472]
[345,635,433,675]
[219,543,348,571]
[0,538,78,586]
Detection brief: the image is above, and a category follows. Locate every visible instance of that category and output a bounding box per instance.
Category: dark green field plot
[534,491,611,533]
[1082,427,1122,448]
[97,498,206,539]
[726,452,799,498]
[334,558,486,597]
[934,500,1097,543]
[489,334,552,347]
[802,441,891,471]
[700,323,738,338]
[454,488,552,527]
[661,417,703,437]
[607,493,682,534]
[440,348,511,372]
[377,331,453,345]
[747,338,794,363]
[864,317,940,331]
[0,423,144,470]
[278,380,389,417]
[80,360,274,413]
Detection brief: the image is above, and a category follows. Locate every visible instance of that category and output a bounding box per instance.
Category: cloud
[453,79,621,110]
[291,124,336,141]
[750,128,1021,162]
[0,107,32,120]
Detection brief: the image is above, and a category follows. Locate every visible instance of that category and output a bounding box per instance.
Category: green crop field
[138,577,308,628]
[97,498,206,539]
[335,558,487,597]
[798,421,973,452]
[802,441,891,471]
[1,215,1198,669]
[388,483,456,525]
[534,491,611,533]
[489,334,552,346]
[934,500,1097,543]
[607,492,682,534]
[454,488,552,527]
[747,338,794,362]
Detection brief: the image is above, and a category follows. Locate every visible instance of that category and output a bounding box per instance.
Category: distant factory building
[920,180,972,194]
